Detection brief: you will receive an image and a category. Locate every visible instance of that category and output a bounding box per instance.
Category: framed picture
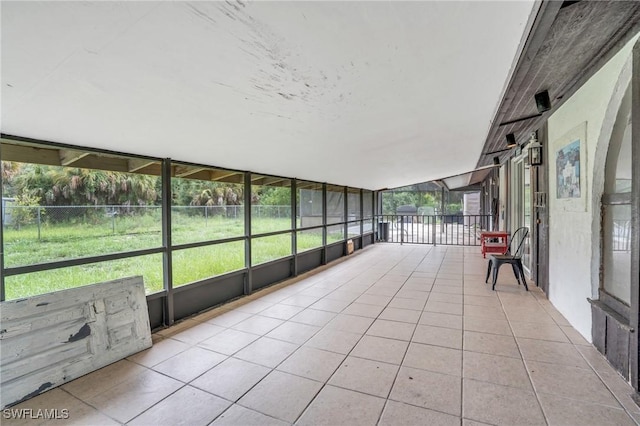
[551,122,587,211]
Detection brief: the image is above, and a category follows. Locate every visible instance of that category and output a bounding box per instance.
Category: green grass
[3,213,358,300]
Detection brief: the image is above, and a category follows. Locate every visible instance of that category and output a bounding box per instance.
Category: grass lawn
[3,213,355,300]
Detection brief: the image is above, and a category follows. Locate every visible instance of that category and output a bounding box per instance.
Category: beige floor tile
[463,304,506,320]
[463,331,521,358]
[191,357,270,401]
[387,297,427,311]
[435,277,463,285]
[238,371,322,423]
[403,342,462,376]
[211,404,289,426]
[378,307,422,324]
[276,346,345,382]
[428,292,464,304]
[509,320,570,343]
[205,310,253,328]
[355,294,393,306]
[234,300,274,314]
[198,329,260,355]
[527,361,620,407]
[350,335,409,365]
[365,286,400,297]
[395,289,430,301]
[342,302,386,318]
[63,359,146,400]
[127,338,191,368]
[390,366,461,416]
[165,321,226,345]
[297,385,386,426]
[518,338,590,368]
[329,356,399,398]
[84,369,182,423]
[463,316,512,336]
[419,311,463,330]
[412,324,462,349]
[233,337,298,368]
[305,328,363,354]
[280,294,321,308]
[325,313,375,334]
[265,321,320,344]
[299,287,334,298]
[462,418,493,426]
[538,392,635,426]
[463,294,501,307]
[289,308,337,326]
[152,346,227,382]
[258,304,305,321]
[559,325,591,346]
[309,298,352,313]
[463,350,532,390]
[232,315,285,335]
[129,385,231,426]
[366,319,416,341]
[463,284,498,296]
[424,300,463,315]
[431,285,464,295]
[379,400,460,426]
[7,388,119,426]
[325,289,362,303]
[463,378,545,425]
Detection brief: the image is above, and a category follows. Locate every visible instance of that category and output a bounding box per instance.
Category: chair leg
[492,261,500,291]
[485,259,493,284]
[517,260,528,291]
[511,263,521,285]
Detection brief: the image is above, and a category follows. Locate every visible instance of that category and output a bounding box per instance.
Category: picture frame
[551,122,588,211]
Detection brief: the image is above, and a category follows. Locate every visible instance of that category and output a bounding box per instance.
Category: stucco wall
[547,35,638,340]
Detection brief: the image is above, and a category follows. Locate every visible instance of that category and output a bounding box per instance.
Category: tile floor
[6,244,640,425]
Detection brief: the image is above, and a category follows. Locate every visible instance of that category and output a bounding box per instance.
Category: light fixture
[535,90,551,113]
[528,132,543,166]
[506,133,517,148]
[493,157,500,167]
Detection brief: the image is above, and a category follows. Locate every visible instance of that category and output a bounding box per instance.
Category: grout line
[496,289,550,426]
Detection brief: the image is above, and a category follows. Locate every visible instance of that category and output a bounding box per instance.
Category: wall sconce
[506,133,517,148]
[529,139,542,166]
[534,90,551,113]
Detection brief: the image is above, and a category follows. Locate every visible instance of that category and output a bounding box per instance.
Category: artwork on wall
[551,122,587,211]
[556,139,581,198]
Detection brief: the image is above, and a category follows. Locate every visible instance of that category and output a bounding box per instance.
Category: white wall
[546,35,638,340]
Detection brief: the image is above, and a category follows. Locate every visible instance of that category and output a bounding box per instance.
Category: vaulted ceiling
[1,0,536,190]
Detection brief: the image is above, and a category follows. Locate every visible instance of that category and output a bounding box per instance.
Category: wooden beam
[59,149,90,166]
[209,170,242,182]
[173,166,207,178]
[128,158,157,173]
[0,143,61,166]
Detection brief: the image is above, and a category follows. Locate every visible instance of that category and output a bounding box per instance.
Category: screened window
[326,185,345,225]
[251,175,292,234]
[601,85,631,306]
[171,165,244,245]
[297,181,323,229]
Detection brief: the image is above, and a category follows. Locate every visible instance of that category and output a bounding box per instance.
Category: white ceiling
[1,1,536,190]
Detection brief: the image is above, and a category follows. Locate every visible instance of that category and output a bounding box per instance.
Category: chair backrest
[507,227,529,258]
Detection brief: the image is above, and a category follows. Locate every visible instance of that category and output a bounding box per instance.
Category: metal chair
[485,227,529,291]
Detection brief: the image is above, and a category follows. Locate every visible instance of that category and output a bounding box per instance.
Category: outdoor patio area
[7,244,640,425]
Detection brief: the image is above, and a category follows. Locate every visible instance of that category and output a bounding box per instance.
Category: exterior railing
[376,214,494,246]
